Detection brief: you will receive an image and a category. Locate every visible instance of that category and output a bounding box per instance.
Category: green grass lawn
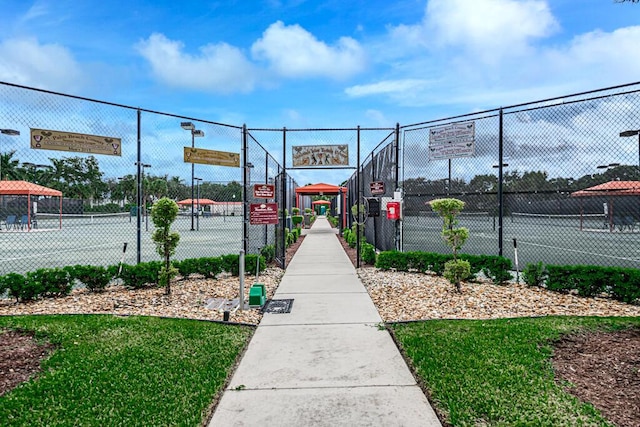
[390,316,640,427]
[0,315,253,427]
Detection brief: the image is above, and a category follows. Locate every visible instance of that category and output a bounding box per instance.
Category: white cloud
[345,79,433,98]
[389,0,558,63]
[545,26,640,86]
[136,33,258,93]
[251,21,366,80]
[428,0,558,51]
[0,37,83,92]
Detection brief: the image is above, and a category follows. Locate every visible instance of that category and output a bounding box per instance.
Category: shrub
[291,215,304,228]
[260,245,276,264]
[0,273,29,302]
[28,268,72,298]
[221,254,240,276]
[480,256,513,285]
[444,260,472,292]
[245,254,266,276]
[66,265,112,292]
[360,242,377,265]
[522,262,547,287]
[118,262,162,289]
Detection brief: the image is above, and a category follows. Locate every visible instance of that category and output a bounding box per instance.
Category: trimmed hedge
[375,250,513,285]
[538,264,640,303]
[0,253,267,302]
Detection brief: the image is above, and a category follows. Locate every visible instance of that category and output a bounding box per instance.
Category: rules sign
[250,203,279,225]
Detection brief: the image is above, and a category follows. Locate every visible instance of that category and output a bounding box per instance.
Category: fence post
[394,122,401,252]
[136,109,142,264]
[242,124,248,255]
[281,127,287,268]
[498,108,504,257]
[355,126,361,268]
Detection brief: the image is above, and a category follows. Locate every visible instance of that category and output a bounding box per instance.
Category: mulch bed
[0,330,56,396]
[553,328,640,427]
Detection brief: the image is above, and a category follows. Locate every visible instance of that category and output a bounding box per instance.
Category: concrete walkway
[209,217,441,426]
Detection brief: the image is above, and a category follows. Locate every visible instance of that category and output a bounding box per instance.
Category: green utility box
[249,283,266,307]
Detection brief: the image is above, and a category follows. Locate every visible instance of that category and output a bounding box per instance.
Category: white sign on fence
[428,122,476,160]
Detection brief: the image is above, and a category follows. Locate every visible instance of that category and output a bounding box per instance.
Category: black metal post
[190,131,195,231]
[265,154,269,247]
[242,124,248,255]
[371,152,378,250]
[356,126,361,268]
[281,127,287,268]
[394,122,401,251]
[498,108,504,257]
[136,109,142,264]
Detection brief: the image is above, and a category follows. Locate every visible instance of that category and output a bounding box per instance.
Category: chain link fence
[0,82,292,275]
[399,82,640,269]
[2,80,639,274]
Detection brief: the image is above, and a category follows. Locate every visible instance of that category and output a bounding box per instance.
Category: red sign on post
[250,203,279,225]
[253,184,275,199]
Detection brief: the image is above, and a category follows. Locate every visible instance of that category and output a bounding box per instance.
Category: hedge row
[523,262,640,304]
[342,228,376,265]
[375,250,513,285]
[0,253,265,303]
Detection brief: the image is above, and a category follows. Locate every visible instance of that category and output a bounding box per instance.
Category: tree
[428,198,471,292]
[47,156,107,204]
[0,151,21,181]
[151,197,180,295]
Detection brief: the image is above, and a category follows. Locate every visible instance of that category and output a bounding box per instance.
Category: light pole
[194,177,202,231]
[181,122,205,231]
[619,129,640,176]
[1,129,20,181]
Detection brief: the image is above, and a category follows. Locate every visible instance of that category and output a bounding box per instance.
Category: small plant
[522,262,547,287]
[260,245,276,263]
[360,242,377,265]
[151,197,180,294]
[429,198,470,292]
[444,259,471,289]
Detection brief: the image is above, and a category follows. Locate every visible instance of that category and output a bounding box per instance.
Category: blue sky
[1,0,640,184]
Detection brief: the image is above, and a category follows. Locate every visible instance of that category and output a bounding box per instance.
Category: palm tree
[0,150,21,181]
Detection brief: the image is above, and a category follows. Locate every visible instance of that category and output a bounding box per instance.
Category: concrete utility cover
[262,299,294,314]
[205,298,239,311]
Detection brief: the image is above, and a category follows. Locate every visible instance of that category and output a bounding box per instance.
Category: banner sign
[428,122,475,160]
[292,144,349,167]
[184,147,240,167]
[250,203,279,225]
[254,184,275,199]
[30,128,121,156]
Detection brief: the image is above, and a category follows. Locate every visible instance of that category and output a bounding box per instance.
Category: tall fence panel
[0,82,254,275]
[400,82,640,269]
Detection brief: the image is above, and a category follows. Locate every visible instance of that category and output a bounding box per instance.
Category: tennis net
[36,212,131,226]
[511,212,605,227]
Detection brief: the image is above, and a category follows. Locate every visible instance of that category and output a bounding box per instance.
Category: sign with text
[183,147,240,167]
[250,203,279,225]
[253,184,275,199]
[292,144,349,167]
[369,181,385,195]
[30,128,121,156]
[428,122,475,160]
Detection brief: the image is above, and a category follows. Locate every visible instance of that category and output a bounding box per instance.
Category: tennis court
[402,212,640,269]
[0,213,245,275]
